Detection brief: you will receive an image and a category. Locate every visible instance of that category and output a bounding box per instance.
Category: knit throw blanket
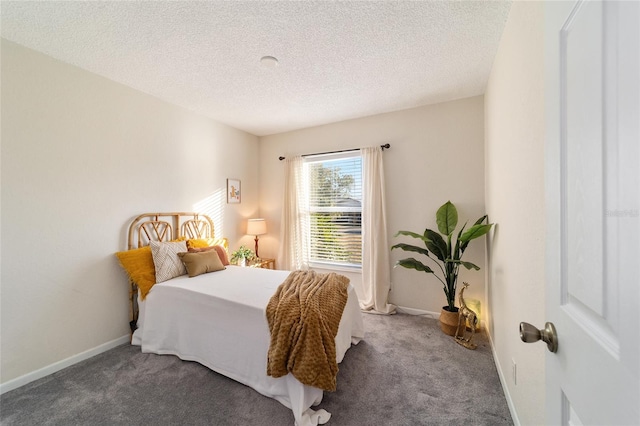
[266,270,349,392]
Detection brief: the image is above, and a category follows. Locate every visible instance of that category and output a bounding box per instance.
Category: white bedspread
[131,266,364,426]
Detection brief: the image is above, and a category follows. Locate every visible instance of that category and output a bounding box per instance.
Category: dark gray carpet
[1,313,512,425]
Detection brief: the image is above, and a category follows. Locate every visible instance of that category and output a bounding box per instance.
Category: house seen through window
[305,152,362,268]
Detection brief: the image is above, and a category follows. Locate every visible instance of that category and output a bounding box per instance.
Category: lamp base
[254,236,260,258]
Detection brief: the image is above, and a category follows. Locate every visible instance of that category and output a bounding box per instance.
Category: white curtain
[360,147,396,314]
[278,156,309,271]
[279,148,395,314]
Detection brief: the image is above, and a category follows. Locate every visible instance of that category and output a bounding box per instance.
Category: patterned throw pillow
[150,240,188,283]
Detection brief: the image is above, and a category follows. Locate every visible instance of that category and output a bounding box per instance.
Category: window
[305,152,362,268]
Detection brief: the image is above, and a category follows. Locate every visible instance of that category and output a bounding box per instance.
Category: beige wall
[484,2,545,425]
[0,40,260,384]
[258,96,487,315]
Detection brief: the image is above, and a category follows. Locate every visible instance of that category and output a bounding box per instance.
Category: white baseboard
[395,305,487,330]
[486,329,520,426]
[395,305,440,318]
[0,334,130,395]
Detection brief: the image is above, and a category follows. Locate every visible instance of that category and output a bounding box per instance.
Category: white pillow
[150,240,188,283]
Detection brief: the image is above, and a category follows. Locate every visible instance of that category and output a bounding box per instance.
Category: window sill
[309,262,362,274]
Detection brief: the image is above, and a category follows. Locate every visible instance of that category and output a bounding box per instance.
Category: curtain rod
[278,143,390,161]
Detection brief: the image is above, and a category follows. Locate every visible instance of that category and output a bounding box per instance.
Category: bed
[117,212,365,426]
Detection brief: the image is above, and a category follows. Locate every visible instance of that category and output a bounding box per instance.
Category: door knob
[519,322,558,353]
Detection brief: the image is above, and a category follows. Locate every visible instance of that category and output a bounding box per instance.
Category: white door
[544,1,639,425]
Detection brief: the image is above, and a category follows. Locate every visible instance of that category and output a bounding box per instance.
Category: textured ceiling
[1,1,512,136]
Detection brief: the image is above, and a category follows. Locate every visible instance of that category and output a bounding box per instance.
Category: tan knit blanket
[266,270,349,392]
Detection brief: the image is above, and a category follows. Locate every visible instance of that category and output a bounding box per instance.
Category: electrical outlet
[512,358,517,385]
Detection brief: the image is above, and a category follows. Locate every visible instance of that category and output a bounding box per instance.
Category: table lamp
[247,218,267,258]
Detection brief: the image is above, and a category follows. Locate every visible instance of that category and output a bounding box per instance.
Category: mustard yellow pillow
[187,238,226,249]
[115,246,156,300]
[178,250,226,277]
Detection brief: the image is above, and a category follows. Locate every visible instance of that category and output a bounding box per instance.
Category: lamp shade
[247,218,267,236]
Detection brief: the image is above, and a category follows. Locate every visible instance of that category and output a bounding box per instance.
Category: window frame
[304,151,363,270]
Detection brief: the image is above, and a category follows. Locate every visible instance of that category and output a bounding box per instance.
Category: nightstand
[250,258,276,269]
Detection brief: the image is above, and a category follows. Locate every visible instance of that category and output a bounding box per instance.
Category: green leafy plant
[391,201,493,312]
[230,246,255,264]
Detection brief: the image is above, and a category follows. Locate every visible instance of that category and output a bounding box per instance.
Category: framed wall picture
[227,179,241,203]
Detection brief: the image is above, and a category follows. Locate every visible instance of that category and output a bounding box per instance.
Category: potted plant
[391,201,493,335]
[230,245,255,267]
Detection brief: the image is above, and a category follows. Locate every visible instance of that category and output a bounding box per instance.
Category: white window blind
[305,152,362,267]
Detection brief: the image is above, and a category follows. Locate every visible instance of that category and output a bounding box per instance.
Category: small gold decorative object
[465,298,481,331]
[455,282,478,350]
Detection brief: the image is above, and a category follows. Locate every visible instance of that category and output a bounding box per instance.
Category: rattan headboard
[127,212,217,249]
